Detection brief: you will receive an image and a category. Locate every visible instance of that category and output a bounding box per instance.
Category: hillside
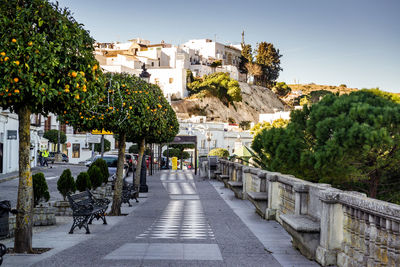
[171,82,286,123]
[287,83,358,95]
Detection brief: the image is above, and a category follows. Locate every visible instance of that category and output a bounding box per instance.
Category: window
[72,144,80,158]
[169,78,174,84]
[44,116,51,131]
[212,140,217,148]
[151,62,154,67]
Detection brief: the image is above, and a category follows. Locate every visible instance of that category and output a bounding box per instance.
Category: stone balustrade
[217,159,400,266]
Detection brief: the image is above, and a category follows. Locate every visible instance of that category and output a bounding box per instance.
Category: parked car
[48,152,69,163]
[87,154,129,179]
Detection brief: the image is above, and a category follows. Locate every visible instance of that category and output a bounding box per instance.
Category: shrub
[32,173,50,206]
[91,158,109,184]
[339,84,347,88]
[88,166,103,190]
[76,172,92,192]
[57,169,76,200]
[208,148,229,158]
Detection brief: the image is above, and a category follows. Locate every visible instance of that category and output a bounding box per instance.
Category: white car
[86,155,129,180]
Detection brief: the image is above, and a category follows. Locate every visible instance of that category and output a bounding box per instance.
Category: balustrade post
[293,183,309,215]
[266,173,279,220]
[242,167,251,199]
[316,189,343,266]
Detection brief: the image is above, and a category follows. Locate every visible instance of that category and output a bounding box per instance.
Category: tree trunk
[14,106,33,253]
[180,151,183,170]
[110,132,126,216]
[134,138,145,188]
[369,171,380,199]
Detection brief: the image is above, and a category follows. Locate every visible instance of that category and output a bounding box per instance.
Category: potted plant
[76,172,91,192]
[54,169,76,216]
[88,166,104,198]
[32,173,55,226]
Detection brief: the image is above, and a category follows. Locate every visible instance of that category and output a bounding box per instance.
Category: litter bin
[0,201,11,239]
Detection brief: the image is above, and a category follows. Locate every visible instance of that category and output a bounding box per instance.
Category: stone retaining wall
[218,159,400,267]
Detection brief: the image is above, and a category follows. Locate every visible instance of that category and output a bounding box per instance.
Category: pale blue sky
[54,0,400,92]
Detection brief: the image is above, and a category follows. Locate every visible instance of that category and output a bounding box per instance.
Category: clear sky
[54,0,400,92]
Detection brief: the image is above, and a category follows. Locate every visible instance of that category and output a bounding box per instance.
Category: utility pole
[100,134,104,158]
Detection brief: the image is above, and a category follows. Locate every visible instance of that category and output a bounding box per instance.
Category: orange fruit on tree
[71,72,77,78]
[75,94,80,100]
[13,77,19,83]
[129,106,132,109]
[14,61,19,66]
[11,38,16,43]
[4,57,9,61]
[64,88,70,93]
[28,41,33,46]
[14,89,20,94]
[0,52,5,56]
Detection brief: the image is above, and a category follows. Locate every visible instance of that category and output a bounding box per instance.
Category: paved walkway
[2,170,317,266]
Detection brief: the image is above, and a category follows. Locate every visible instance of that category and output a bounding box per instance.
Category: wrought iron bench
[0,243,6,266]
[122,182,139,207]
[67,190,110,234]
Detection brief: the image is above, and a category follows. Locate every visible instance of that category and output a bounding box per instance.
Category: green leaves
[0,0,102,115]
[188,72,242,103]
[251,90,400,200]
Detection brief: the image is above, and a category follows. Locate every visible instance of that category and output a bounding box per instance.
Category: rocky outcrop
[171,82,287,123]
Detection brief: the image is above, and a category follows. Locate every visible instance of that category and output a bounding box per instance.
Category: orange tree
[0,0,102,252]
[127,83,179,189]
[60,72,162,215]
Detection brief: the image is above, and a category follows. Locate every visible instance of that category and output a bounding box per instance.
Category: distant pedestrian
[43,149,49,167]
[38,150,43,166]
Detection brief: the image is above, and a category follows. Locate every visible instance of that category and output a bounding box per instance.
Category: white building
[178,116,253,156]
[259,111,291,124]
[0,110,42,175]
[95,38,244,100]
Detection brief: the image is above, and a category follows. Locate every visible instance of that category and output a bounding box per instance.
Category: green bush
[33,172,50,206]
[208,148,229,158]
[88,166,103,190]
[57,169,76,200]
[91,158,109,184]
[76,172,92,192]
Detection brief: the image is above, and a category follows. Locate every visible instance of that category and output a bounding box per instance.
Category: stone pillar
[316,189,343,266]
[293,183,309,215]
[242,167,251,199]
[234,163,243,182]
[228,162,234,180]
[266,173,279,220]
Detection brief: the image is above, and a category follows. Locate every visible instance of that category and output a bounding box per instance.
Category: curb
[0,175,19,184]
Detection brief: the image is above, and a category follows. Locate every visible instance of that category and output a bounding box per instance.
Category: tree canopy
[0,0,103,114]
[208,148,229,158]
[0,0,103,252]
[272,82,291,97]
[187,72,242,104]
[250,118,289,135]
[251,90,400,202]
[254,42,282,88]
[43,129,66,144]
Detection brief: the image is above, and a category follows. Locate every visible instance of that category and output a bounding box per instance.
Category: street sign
[91,129,113,135]
[7,130,17,140]
[87,134,101,144]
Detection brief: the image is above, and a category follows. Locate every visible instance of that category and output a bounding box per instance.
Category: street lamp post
[139,64,151,192]
[206,131,212,154]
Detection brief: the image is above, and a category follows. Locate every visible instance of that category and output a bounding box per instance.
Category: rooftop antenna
[214,34,217,43]
[241,30,245,45]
